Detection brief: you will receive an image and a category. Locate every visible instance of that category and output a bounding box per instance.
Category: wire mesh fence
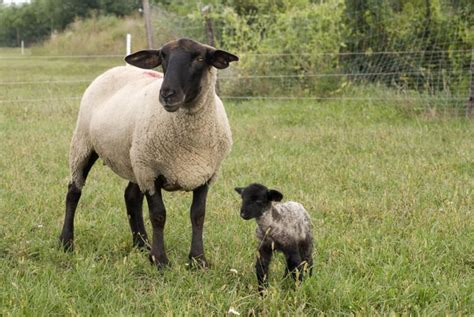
[0,50,471,116]
[0,4,472,116]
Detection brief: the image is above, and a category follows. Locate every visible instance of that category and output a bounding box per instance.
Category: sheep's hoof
[148,254,170,270]
[59,235,74,252]
[132,238,151,252]
[187,255,209,270]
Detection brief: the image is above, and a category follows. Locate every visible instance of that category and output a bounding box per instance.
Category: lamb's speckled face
[235,183,283,220]
[125,38,238,112]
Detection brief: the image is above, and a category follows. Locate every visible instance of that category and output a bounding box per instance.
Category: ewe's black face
[125,38,238,112]
[235,183,283,220]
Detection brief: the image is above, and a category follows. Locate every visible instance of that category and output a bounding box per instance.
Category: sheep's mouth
[160,99,183,112]
[163,104,180,112]
[159,94,185,112]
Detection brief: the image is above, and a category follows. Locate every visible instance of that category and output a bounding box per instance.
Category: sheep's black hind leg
[188,183,209,269]
[59,151,98,251]
[124,182,149,250]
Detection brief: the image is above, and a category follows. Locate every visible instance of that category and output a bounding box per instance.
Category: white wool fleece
[69,66,232,194]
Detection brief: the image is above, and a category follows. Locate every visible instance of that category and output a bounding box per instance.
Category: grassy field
[1,50,473,315]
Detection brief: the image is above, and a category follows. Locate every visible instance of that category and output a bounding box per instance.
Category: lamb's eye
[196,57,204,62]
[255,200,263,205]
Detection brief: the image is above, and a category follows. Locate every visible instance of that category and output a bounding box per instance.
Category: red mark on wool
[144,71,163,78]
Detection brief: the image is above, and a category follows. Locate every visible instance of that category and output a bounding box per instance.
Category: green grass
[1,51,473,315]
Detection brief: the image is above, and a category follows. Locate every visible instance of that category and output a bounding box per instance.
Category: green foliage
[0,2,50,46]
[0,0,140,47]
[172,0,471,98]
[342,0,473,93]
[208,1,347,97]
[227,0,310,15]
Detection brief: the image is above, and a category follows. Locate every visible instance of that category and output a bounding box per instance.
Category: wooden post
[201,5,219,93]
[143,0,154,49]
[201,5,215,47]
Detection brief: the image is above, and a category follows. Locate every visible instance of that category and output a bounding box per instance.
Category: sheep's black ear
[234,187,244,195]
[207,49,239,69]
[125,50,161,69]
[267,189,283,202]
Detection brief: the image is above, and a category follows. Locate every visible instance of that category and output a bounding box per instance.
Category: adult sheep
[59,38,238,269]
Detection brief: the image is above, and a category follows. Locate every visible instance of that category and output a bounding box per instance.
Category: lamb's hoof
[187,255,209,270]
[148,254,170,270]
[258,286,268,296]
[59,235,74,252]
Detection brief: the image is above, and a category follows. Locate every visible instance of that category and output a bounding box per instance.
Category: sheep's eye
[196,57,204,62]
[255,200,263,205]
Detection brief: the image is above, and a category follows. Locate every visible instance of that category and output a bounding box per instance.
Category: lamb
[59,38,238,269]
[235,183,313,292]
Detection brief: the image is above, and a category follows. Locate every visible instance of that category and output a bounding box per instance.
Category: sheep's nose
[160,88,176,99]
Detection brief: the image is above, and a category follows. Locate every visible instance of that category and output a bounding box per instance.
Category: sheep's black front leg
[145,186,169,269]
[124,182,149,250]
[188,183,209,268]
[256,243,273,293]
[285,249,304,283]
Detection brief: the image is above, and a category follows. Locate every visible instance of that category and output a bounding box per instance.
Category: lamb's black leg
[299,239,314,276]
[59,152,98,251]
[305,256,314,277]
[124,182,149,250]
[188,183,209,268]
[256,243,273,293]
[145,183,169,269]
[285,250,304,283]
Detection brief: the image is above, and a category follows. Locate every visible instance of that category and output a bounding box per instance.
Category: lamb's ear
[267,189,283,202]
[207,49,239,69]
[125,50,161,69]
[234,187,244,195]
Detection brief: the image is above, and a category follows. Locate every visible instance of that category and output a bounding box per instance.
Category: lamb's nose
[160,88,176,99]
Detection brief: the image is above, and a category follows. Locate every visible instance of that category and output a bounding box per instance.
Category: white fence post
[126,33,131,56]
[21,40,24,55]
